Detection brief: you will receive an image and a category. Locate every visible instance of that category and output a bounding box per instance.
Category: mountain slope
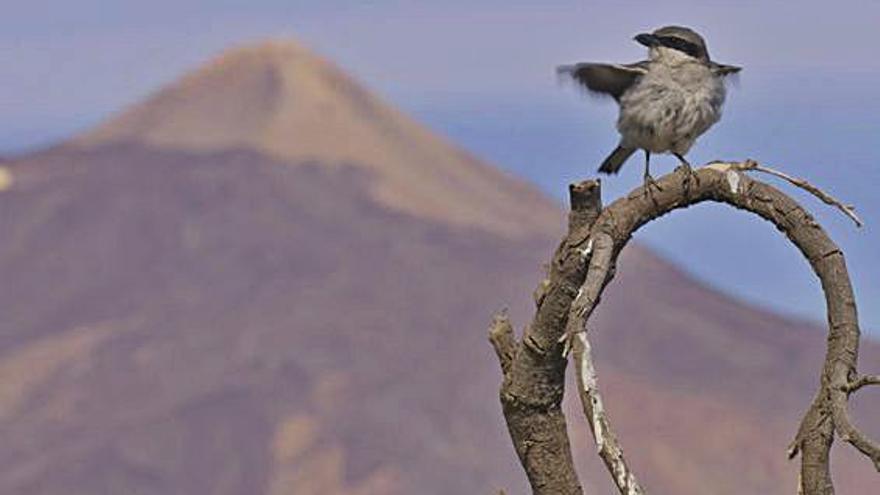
[0,40,876,494]
[74,40,560,239]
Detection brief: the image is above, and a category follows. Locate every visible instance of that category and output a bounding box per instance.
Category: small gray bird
[558,26,741,185]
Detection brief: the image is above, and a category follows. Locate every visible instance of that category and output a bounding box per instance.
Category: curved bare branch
[491,162,874,495]
[563,162,874,494]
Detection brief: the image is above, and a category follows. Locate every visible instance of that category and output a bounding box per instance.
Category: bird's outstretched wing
[557,62,650,101]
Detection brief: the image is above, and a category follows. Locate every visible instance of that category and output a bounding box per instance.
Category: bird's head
[635,26,710,64]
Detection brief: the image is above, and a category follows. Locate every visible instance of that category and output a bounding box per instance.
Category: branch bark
[843,374,880,393]
[491,161,876,494]
[729,160,863,227]
[568,163,876,494]
[571,331,645,495]
[489,180,602,495]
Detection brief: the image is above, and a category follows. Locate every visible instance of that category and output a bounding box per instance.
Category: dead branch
[719,160,863,227]
[843,374,880,393]
[571,332,645,495]
[491,160,875,495]
[564,162,875,494]
[831,398,880,471]
[489,180,603,495]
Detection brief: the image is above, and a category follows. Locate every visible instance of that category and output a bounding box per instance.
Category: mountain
[74,40,559,239]
[0,40,876,494]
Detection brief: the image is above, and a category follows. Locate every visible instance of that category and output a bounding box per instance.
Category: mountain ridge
[73,39,561,239]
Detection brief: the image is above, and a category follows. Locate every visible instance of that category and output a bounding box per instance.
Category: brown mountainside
[0,40,876,494]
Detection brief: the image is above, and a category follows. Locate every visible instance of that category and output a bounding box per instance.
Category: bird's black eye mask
[657,36,702,59]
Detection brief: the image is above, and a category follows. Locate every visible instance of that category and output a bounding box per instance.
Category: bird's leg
[674,153,700,188]
[673,152,692,171]
[642,150,662,192]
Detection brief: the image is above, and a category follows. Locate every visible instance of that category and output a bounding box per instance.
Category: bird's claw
[676,158,701,190]
[686,166,701,189]
[642,173,663,193]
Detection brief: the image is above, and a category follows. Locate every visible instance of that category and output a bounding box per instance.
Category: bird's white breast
[617,60,725,155]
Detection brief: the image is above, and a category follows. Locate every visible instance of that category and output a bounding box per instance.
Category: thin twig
[831,398,880,471]
[727,160,864,228]
[572,332,646,495]
[842,374,880,393]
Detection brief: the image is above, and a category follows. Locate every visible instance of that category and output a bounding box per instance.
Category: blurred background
[1,1,878,494]
[5,0,880,329]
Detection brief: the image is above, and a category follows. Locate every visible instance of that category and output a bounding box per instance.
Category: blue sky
[3,1,879,335]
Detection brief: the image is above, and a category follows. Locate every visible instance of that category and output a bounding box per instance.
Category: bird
[558,26,741,187]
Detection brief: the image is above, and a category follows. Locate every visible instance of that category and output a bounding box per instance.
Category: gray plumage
[558,26,741,177]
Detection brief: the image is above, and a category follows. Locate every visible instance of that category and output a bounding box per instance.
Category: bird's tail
[598,146,636,174]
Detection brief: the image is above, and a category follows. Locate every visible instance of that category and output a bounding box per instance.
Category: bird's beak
[634,33,660,48]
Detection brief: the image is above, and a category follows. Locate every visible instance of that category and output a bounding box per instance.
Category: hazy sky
[3,1,879,335]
